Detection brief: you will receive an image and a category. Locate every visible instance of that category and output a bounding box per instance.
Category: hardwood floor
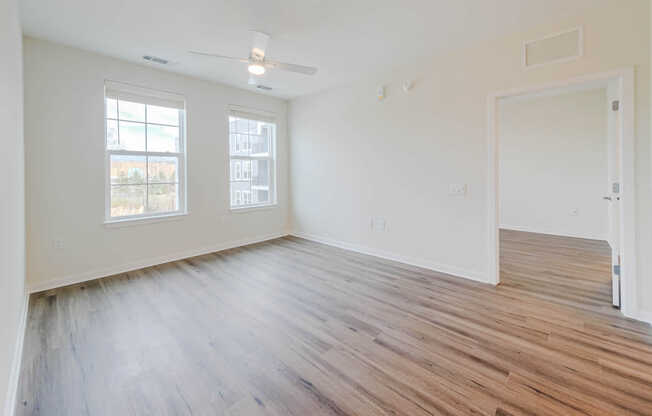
[500,229,614,313]
[17,236,652,416]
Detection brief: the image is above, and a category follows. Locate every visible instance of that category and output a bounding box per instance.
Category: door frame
[486,68,638,319]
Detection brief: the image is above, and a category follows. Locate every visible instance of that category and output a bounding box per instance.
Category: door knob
[603,196,612,201]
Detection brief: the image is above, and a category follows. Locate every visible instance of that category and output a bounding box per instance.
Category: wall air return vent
[522,27,583,69]
[143,55,169,65]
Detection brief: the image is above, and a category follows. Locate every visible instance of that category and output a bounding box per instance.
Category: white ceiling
[20,0,601,99]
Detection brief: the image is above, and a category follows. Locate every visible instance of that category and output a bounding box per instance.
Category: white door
[607,184,621,307]
[606,92,621,307]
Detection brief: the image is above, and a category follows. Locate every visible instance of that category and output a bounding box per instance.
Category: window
[105,81,186,221]
[229,111,276,209]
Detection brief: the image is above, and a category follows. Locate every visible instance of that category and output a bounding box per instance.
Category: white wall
[289,2,652,321]
[498,88,608,241]
[24,38,288,291]
[0,0,26,413]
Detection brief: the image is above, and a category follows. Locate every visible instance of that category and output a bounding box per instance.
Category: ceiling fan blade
[188,51,249,63]
[263,59,318,75]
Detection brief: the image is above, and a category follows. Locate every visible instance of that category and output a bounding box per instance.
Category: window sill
[104,212,189,228]
[229,204,277,214]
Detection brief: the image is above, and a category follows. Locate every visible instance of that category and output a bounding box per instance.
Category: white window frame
[104,81,188,223]
[227,106,277,211]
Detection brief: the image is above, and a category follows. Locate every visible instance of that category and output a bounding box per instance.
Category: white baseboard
[499,224,607,241]
[4,291,28,416]
[637,309,652,326]
[28,232,288,293]
[290,231,487,284]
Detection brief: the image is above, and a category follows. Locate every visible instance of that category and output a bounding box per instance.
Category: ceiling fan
[190,31,318,86]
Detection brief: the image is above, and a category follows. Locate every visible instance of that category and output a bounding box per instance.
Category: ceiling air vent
[522,27,583,69]
[143,55,169,65]
[256,85,272,91]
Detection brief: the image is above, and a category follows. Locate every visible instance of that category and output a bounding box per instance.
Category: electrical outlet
[52,239,64,249]
[448,184,467,196]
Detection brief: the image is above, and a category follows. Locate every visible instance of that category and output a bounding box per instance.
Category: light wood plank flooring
[17,236,652,415]
[500,229,614,313]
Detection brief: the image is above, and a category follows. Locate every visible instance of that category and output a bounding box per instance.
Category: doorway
[486,69,638,318]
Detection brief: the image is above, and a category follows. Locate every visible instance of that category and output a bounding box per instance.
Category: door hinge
[613,264,621,276]
[612,100,620,111]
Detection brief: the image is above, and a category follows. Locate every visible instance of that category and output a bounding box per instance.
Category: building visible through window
[228,112,276,209]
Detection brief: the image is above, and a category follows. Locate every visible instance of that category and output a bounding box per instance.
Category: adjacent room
[498,84,616,311]
[2,1,652,415]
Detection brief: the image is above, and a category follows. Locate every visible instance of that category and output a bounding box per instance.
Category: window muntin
[105,84,186,221]
[228,114,276,209]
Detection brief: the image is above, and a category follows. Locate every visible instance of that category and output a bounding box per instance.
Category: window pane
[117,121,146,151]
[251,125,271,155]
[148,184,178,213]
[147,125,180,152]
[148,156,178,183]
[111,185,146,217]
[251,159,270,189]
[106,98,117,119]
[242,160,251,180]
[106,119,119,149]
[248,119,259,135]
[230,180,250,208]
[147,105,179,126]
[230,133,249,156]
[228,116,275,208]
[118,100,145,122]
[230,159,247,181]
[233,117,249,134]
[228,118,273,157]
[253,189,270,205]
[229,158,271,208]
[230,134,238,155]
[110,155,146,184]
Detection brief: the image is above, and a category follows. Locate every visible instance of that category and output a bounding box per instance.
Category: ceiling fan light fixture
[248,64,265,75]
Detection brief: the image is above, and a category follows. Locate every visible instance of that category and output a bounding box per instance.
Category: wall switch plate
[371,217,387,232]
[52,239,64,249]
[448,184,467,196]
